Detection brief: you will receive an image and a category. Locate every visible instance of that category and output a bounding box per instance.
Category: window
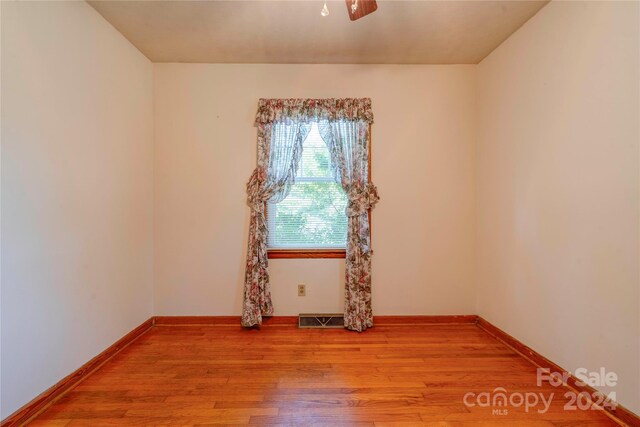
[267,123,349,258]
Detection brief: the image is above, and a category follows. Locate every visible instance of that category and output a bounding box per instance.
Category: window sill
[267,249,346,259]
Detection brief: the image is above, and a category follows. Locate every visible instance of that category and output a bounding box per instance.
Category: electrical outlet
[297,284,306,297]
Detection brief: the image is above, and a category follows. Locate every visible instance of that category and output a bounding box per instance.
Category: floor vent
[298,313,344,328]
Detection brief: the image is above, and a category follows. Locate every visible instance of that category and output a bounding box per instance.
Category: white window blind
[267,123,348,249]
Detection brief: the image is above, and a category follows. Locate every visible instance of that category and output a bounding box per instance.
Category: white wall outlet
[297,284,306,297]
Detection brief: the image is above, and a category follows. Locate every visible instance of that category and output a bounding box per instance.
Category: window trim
[268,249,346,259]
[267,124,372,260]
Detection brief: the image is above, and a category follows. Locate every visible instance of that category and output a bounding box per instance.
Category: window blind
[267,123,348,249]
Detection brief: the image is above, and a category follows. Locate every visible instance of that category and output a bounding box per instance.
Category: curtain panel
[242,98,379,331]
[318,121,379,331]
[242,122,312,327]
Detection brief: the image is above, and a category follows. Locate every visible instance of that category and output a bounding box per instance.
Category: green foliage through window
[267,124,348,249]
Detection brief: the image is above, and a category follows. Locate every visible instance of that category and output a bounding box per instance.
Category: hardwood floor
[29,323,621,426]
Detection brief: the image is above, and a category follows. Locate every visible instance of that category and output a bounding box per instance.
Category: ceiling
[88,0,549,64]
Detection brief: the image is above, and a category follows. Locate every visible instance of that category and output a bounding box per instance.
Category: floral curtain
[318,121,379,331]
[242,122,312,327]
[243,98,378,331]
[255,98,374,126]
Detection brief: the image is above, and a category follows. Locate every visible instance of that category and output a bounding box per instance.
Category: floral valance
[255,98,374,126]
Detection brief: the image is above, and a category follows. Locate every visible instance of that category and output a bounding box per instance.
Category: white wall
[1,1,154,418]
[476,1,639,413]
[153,64,477,316]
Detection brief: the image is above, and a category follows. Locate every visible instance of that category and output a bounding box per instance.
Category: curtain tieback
[346,183,380,217]
[246,167,267,210]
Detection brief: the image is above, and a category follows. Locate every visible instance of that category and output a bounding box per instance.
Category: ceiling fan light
[321,1,329,16]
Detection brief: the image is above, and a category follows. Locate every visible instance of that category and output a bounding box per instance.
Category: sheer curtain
[242,122,311,327]
[319,120,379,331]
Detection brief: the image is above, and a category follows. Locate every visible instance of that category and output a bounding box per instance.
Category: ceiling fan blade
[346,0,377,21]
